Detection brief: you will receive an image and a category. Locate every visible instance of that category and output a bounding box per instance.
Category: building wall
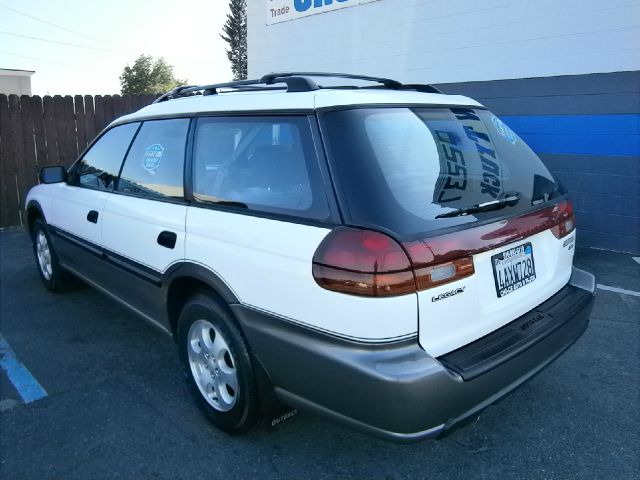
[249,0,640,82]
[248,0,640,253]
[0,75,32,95]
[437,72,640,254]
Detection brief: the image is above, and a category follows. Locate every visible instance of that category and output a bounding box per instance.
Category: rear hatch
[321,106,576,356]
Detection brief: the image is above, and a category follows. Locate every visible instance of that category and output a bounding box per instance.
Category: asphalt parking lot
[0,228,638,480]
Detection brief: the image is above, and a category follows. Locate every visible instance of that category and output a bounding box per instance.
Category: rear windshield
[322,107,563,238]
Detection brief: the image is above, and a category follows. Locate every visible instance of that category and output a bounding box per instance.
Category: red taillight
[550,200,576,238]
[312,227,474,297]
[312,228,416,297]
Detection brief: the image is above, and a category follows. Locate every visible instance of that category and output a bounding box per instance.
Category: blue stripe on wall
[500,114,640,157]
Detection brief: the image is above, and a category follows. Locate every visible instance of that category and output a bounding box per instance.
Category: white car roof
[113,88,484,126]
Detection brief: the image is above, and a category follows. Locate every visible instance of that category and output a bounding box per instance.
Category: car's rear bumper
[232,267,595,442]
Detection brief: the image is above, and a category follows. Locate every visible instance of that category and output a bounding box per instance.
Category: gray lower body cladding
[231,267,596,442]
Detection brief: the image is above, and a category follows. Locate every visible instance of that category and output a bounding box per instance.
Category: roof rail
[261,72,402,88]
[153,72,441,103]
[153,85,201,104]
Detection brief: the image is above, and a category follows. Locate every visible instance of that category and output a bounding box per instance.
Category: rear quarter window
[191,115,330,221]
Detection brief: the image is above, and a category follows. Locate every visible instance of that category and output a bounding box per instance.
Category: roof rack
[153,72,441,103]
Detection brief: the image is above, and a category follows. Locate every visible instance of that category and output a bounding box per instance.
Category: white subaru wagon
[26,73,596,441]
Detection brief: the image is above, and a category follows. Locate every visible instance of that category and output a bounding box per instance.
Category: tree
[221,0,247,80]
[120,55,187,95]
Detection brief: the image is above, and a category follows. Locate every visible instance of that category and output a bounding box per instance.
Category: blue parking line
[0,335,47,404]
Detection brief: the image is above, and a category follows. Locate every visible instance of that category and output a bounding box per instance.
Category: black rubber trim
[51,226,162,286]
[53,227,103,257]
[438,281,593,381]
[103,253,162,287]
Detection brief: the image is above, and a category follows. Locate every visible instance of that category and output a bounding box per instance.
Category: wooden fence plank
[132,95,144,111]
[53,96,67,166]
[18,96,37,210]
[112,94,123,119]
[94,95,105,133]
[0,94,19,228]
[103,95,114,126]
[7,95,25,225]
[63,95,77,163]
[31,96,47,171]
[123,94,133,115]
[43,95,58,167]
[84,95,96,144]
[74,95,87,153]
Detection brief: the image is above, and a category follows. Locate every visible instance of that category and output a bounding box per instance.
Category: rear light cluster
[312,228,475,298]
[313,199,577,298]
[312,229,416,297]
[550,200,576,239]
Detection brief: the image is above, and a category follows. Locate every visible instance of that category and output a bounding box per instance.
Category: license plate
[491,243,536,298]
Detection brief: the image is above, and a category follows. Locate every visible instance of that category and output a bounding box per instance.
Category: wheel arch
[26,200,46,236]
[164,263,241,339]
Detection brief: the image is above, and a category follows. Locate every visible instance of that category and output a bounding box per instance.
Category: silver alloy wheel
[36,230,53,280]
[187,319,239,412]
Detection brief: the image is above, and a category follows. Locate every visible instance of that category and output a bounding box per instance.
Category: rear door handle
[87,210,99,223]
[157,231,177,249]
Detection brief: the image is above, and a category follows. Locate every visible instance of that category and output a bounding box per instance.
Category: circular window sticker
[491,116,517,145]
[143,144,164,173]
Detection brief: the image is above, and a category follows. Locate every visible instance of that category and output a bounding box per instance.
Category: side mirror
[40,166,67,184]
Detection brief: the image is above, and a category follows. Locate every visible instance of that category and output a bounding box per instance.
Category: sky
[0,0,233,95]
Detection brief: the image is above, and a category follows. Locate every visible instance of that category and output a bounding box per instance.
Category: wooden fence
[0,93,158,228]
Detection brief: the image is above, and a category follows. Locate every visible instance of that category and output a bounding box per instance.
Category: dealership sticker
[143,144,164,172]
[491,115,517,145]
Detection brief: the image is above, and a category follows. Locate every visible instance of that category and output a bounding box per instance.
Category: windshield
[322,107,564,238]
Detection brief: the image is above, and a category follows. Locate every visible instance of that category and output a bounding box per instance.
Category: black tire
[177,293,259,434]
[31,218,69,292]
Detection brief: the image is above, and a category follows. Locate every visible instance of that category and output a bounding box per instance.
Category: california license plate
[491,243,536,298]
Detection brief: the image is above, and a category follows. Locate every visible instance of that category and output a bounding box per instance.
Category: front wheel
[31,219,68,292]
[177,294,260,434]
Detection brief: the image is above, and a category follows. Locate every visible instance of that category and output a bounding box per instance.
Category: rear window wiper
[435,192,521,219]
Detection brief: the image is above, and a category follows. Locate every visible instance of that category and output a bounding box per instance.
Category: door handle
[87,210,99,223]
[157,231,177,249]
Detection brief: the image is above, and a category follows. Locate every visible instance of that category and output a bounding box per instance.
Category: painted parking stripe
[597,284,640,298]
[0,335,47,404]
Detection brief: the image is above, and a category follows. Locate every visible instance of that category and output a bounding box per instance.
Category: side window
[117,118,189,199]
[192,116,328,220]
[69,123,139,191]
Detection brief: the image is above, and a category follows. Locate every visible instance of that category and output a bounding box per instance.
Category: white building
[0,68,34,95]
[247,0,640,253]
